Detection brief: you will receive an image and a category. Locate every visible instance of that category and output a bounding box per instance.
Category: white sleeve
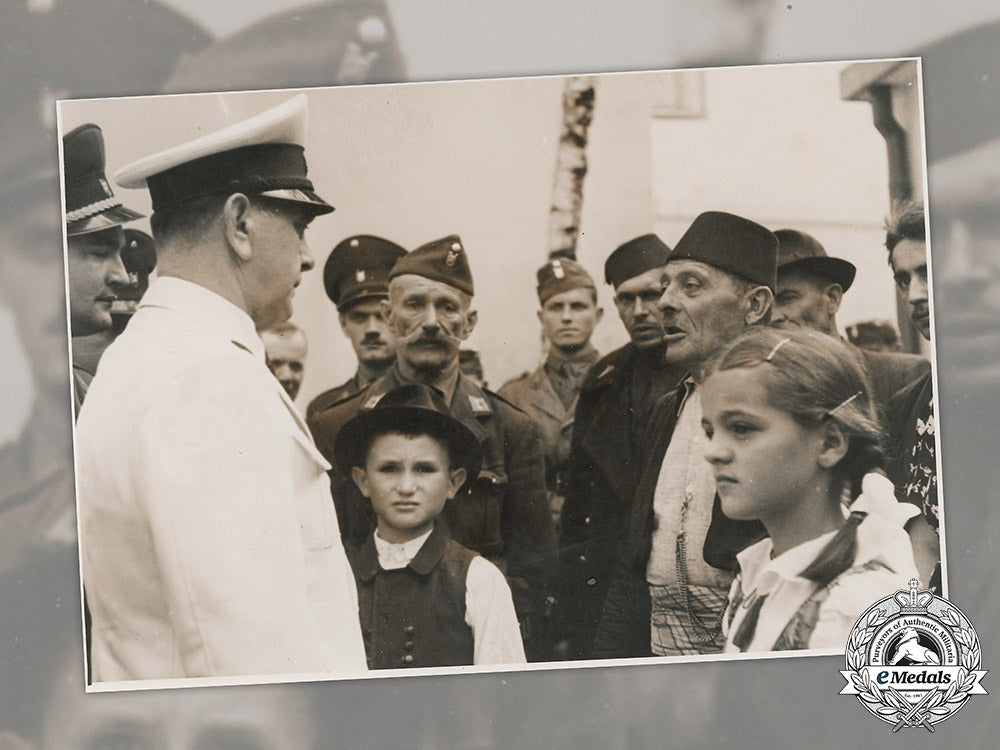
[136,353,351,676]
[464,556,526,666]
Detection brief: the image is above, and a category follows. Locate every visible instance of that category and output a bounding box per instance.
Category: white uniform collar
[139,276,264,360]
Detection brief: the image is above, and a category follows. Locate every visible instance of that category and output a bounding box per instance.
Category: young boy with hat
[337,383,526,669]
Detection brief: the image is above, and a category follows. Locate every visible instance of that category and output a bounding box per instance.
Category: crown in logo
[894,578,934,614]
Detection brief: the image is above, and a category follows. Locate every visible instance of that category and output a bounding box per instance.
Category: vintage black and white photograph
[58,58,943,692]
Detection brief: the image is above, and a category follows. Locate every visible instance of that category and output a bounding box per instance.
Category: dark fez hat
[670,211,778,291]
[335,383,482,481]
[324,235,407,310]
[111,229,157,316]
[63,124,144,237]
[115,95,332,216]
[774,229,856,292]
[536,257,596,305]
[389,234,474,296]
[604,233,671,288]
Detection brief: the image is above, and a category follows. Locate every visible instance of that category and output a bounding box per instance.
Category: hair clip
[763,337,791,362]
[828,390,862,416]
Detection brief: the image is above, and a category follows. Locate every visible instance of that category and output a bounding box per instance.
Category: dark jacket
[305,371,367,422]
[857,347,930,425]
[556,343,684,658]
[348,525,477,669]
[592,382,765,659]
[308,367,554,635]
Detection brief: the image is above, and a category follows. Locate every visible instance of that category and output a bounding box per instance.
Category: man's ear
[448,467,467,498]
[461,309,478,340]
[817,419,849,469]
[351,465,371,497]
[380,298,394,326]
[745,286,774,325]
[824,283,844,315]
[223,193,254,262]
[536,308,545,326]
[595,306,604,325]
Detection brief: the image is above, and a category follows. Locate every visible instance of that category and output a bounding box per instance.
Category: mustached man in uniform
[306,235,406,419]
[309,235,554,659]
[75,95,366,682]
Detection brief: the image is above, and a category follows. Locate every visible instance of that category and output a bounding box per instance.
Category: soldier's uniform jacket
[556,343,685,658]
[306,371,369,422]
[309,367,555,629]
[497,348,600,497]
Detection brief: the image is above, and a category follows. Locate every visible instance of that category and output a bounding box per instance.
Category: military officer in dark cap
[309,234,554,660]
[499,257,603,529]
[556,233,685,660]
[63,123,144,415]
[596,211,777,658]
[306,234,407,419]
[76,95,366,681]
[771,228,929,422]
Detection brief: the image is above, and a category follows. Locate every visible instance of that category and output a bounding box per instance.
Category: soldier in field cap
[310,234,554,660]
[75,94,366,682]
[306,234,407,419]
[596,210,778,659]
[557,233,686,659]
[499,257,603,530]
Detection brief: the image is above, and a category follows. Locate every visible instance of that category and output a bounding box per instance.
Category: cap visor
[66,205,145,236]
[259,188,334,215]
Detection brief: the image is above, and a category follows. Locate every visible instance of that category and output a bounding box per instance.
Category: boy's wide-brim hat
[115,94,333,216]
[335,383,482,482]
[670,211,778,291]
[63,124,144,236]
[774,229,856,292]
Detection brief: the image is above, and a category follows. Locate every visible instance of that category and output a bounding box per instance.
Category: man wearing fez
[63,124,143,416]
[310,235,553,658]
[306,235,406,419]
[75,95,366,681]
[557,234,684,660]
[499,257,603,528]
[596,211,777,658]
[771,228,929,420]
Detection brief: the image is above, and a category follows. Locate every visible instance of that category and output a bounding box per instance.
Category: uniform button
[584,516,591,525]
[586,577,598,587]
[402,654,414,664]
[404,641,414,651]
[404,625,415,635]
[578,555,587,563]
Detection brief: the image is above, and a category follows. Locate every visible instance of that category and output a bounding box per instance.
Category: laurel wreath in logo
[845,606,981,724]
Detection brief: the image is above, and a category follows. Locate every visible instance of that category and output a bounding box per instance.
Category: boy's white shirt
[373,530,527,665]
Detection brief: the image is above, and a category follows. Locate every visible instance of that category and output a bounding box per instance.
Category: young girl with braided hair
[699,327,919,653]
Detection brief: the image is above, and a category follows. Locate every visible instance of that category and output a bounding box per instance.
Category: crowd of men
[66,92,937,680]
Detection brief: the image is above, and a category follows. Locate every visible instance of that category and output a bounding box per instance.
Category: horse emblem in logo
[840,579,987,731]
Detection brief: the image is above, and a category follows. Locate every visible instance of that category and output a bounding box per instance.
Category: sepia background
[1,1,997,747]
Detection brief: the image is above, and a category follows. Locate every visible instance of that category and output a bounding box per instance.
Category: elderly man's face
[66,226,128,338]
[772,269,841,336]
[262,329,307,401]
[613,267,667,350]
[658,259,757,374]
[385,274,475,375]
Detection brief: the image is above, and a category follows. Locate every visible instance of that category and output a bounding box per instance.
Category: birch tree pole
[547,77,595,260]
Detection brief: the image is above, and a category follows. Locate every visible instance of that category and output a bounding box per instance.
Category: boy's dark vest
[349,525,477,669]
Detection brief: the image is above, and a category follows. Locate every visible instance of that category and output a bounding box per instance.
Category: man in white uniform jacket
[75,95,367,683]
